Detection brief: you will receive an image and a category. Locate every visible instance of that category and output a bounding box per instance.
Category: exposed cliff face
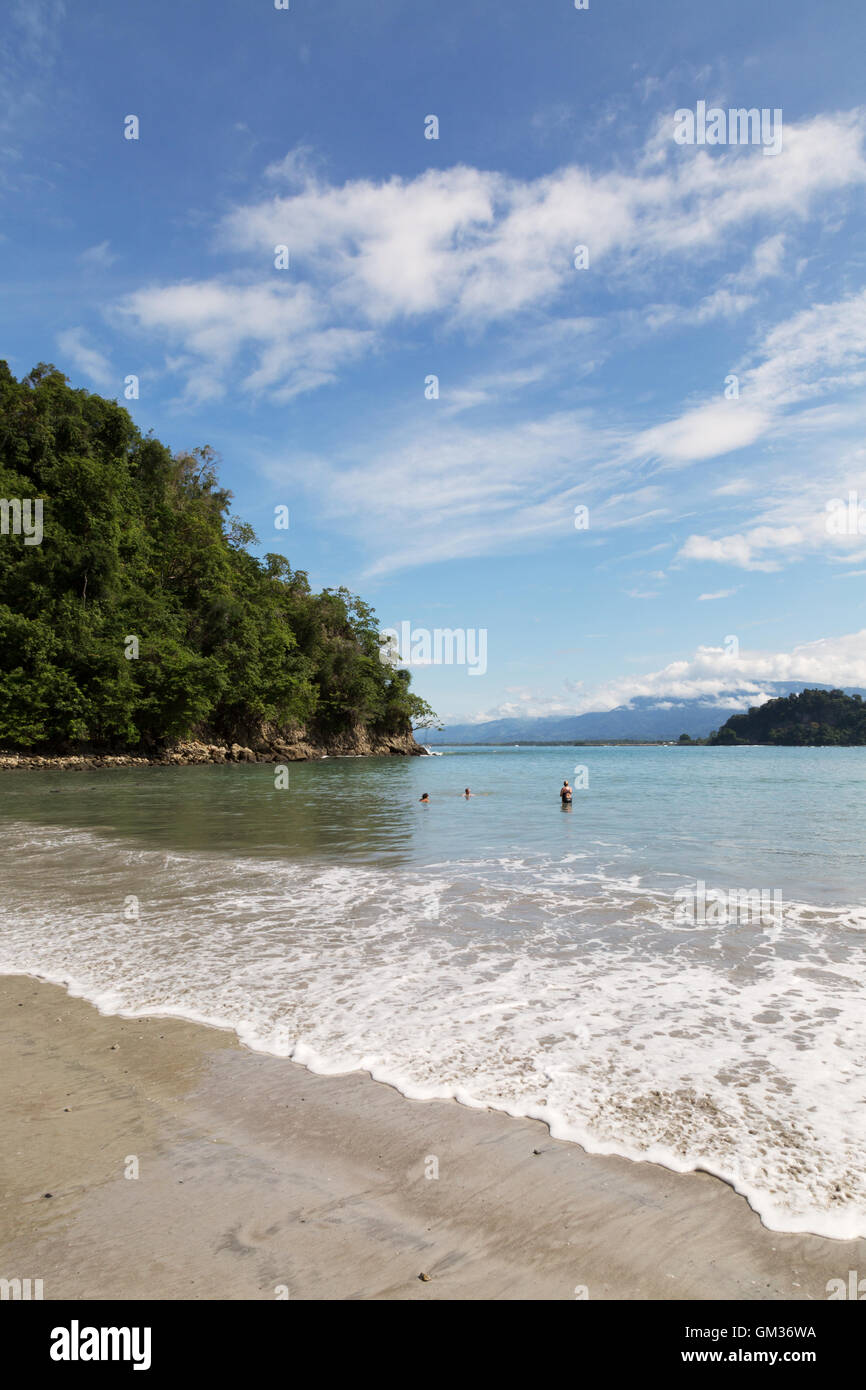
[259,724,426,761]
[0,726,427,770]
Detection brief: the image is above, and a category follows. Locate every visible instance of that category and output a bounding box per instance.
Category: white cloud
[219,113,865,327]
[115,280,373,404]
[714,478,753,496]
[634,400,771,466]
[95,108,866,590]
[644,287,756,331]
[470,630,866,720]
[641,289,866,471]
[746,289,866,407]
[79,240,117,269]
[114,110,866,403]
[0,1,66,153]
[9,0,65,57]
[55,328,114,391]
[677,420,866,572]
[679,526,804,571]
[587,630,866,710]
[263,145,320,185]
[260,408,650,577]
[246,281,866,576]
[747,232,786,281]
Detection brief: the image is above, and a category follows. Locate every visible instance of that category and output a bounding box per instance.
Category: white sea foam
[2,820,865,1238]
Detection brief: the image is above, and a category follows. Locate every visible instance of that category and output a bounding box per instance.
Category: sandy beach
[1,973,862,1302]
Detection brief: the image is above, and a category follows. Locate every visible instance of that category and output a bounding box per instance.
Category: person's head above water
[419,793,429,802]
[464,787,471,796]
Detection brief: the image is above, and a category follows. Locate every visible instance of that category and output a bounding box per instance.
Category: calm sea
[2,744,864,1237]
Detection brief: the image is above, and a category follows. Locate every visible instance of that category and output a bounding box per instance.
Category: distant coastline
[430,690,866,748]
[413,738,682,747]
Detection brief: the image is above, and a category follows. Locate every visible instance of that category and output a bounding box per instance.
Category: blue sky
[3,0,866,724]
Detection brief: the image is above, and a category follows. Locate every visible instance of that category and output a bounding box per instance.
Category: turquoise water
[1,745,865,1236]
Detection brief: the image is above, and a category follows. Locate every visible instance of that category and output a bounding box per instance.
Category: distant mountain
[421,684,866,744]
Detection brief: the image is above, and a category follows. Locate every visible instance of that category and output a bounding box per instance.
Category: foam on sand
[2,821,864,1239]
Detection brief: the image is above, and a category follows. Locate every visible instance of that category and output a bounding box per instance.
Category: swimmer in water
[419,792,430,803]
[463,788,472,798]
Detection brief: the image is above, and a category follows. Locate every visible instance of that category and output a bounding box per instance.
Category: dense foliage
[0,363,435,751]
[709,689,866,745]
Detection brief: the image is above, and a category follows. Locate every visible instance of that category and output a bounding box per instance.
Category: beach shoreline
[0,729,427,772]
[1,973,861,1301]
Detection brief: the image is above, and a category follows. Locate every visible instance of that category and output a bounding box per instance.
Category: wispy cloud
[79,240,118,270]
[55,328,114,391]
[0,1,66,136]
[256,284,866,577]
[114,281,373,405]
[113,110,866,404]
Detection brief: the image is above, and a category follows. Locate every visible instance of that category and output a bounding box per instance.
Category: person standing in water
[463,788,473,798]
[560,779,573,805]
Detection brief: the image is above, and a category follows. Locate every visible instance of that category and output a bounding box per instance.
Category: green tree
[0,363,437,751]
[709,690,866,746]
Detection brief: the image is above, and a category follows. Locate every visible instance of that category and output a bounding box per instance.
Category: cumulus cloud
[217,113,865,325]
[93,106,866,590]
[114,109,866,404]
[468,630,866,721]
[679,526,804,571]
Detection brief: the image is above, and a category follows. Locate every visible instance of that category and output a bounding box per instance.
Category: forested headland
[0,363,435,760]
[709,688,866,745]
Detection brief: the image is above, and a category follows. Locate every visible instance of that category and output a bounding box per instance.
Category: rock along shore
[0,728,428,771]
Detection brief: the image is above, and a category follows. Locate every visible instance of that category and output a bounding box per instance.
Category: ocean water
[1,744,865,1238]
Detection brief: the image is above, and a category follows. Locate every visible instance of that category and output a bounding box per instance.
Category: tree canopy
[709,688,866,746]
[0,362,436,751]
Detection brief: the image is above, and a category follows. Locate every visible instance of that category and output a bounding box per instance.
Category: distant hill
[422,684,866,745]
[709,688,866,745]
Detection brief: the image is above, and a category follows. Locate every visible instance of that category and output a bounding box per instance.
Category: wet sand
[0,974,861,1301]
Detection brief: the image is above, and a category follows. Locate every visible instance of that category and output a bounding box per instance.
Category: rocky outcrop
[0,726,427,771]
